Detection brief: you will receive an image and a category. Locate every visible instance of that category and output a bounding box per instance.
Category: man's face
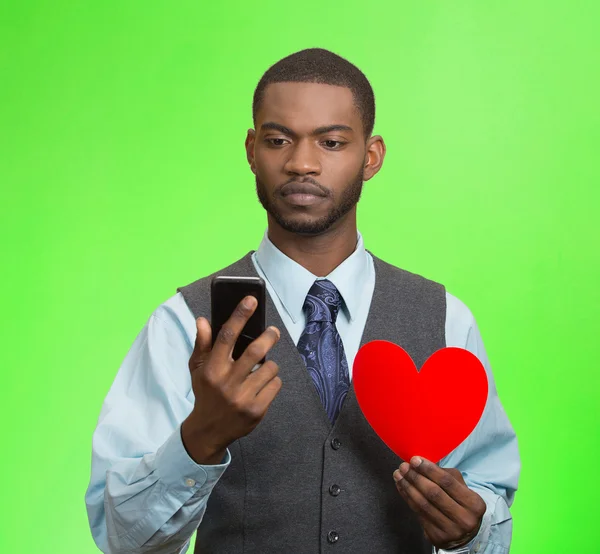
[249,82,367,235]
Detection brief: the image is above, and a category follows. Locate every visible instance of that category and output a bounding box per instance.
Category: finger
[253,374,283,413]
[401,461,476,529]
[394,470,428,513]
[211,296,257,360]
[444,468,464,484]
[234,374,282,423]
[411,457,480,512]
[189,317,212,372]
[393,469,454,535]
[231,326,280,384]
[395,481,448,551]
[242,360,280,395]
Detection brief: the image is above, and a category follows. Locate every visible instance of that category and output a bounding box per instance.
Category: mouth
[280,181,328,207]
[281,192,327,207]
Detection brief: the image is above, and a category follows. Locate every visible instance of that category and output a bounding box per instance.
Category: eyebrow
[260,122,354,137]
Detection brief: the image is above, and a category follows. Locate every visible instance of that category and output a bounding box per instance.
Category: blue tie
[297,279,350,424]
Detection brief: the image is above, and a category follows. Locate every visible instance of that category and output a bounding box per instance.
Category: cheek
[254,151,281,178]
[327,159,363,183]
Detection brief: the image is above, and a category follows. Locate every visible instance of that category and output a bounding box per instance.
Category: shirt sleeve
[438,294,521,554]
[84,307,231,554]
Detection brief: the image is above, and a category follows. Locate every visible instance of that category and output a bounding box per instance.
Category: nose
[283,139,321,176]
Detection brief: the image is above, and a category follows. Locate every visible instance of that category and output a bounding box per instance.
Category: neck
[266,212,358,277]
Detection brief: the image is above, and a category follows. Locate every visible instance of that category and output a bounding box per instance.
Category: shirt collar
[254,229,370,323]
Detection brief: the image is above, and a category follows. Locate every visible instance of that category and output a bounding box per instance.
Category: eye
[323,140,345,149]
[266,138,288,147]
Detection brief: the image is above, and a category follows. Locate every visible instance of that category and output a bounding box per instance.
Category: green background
[1,1,598,552]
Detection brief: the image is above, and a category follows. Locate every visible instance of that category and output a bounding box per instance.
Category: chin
[272,212,340,235]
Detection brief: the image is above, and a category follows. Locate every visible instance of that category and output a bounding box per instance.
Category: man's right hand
[181,295,282,465]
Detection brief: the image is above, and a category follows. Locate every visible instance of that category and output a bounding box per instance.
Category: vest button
[329,484,341,496]
[327,530,339,543]
[331,438,341,450]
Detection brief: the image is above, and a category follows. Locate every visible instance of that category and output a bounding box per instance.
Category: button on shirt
[85,230,520,554]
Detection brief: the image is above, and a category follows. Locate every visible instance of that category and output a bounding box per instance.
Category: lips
[280,182,327,197]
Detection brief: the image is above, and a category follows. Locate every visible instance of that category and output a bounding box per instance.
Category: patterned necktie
[296,279,350,424]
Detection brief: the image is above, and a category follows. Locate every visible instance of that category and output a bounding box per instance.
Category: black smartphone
[210,276,267,363]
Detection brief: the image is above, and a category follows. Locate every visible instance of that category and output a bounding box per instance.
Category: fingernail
[393,470,403,481]
[400,463,409,475]
[243,296,256,308]
[411,456,423,467]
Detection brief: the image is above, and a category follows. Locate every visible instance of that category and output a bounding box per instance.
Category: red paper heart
[353,341,488,463]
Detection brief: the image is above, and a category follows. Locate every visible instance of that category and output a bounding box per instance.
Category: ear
[245,129,256,175]
[363,135,386,182]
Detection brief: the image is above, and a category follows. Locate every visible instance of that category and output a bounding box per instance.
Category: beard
[255,167,365,235]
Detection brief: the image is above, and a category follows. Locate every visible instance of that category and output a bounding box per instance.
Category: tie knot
[303,280,343,323]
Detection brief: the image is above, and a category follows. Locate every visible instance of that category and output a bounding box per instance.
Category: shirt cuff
[154,424,231,499]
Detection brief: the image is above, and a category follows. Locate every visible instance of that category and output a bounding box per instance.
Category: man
[85,48,520,553]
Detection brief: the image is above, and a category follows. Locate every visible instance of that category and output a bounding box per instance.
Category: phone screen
[210,276,266,362]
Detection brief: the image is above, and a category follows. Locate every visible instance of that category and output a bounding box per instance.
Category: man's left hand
[393,456,486,550]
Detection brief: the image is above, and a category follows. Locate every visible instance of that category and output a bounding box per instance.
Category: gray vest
[177,250,446,554]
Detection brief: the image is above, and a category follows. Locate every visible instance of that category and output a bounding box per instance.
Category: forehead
[257,82,361,131]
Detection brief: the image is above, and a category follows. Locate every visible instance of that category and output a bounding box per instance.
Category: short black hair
[252,48,375,139]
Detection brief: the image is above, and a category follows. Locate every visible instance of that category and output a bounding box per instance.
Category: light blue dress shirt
[85,230,520,554]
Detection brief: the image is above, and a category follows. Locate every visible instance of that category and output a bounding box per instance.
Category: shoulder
[151,292,198,349]
[367,251,478,345]
[445,290,476,326]
[444,290,479,348]
[176,253,256,319]
[367,251,446,297]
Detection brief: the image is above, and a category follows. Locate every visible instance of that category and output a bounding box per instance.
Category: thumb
[444,468,465,485]
[189,317,212,372]
[442,467,463,481]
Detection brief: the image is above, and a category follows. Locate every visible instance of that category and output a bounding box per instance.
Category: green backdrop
[1,1,598,552]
